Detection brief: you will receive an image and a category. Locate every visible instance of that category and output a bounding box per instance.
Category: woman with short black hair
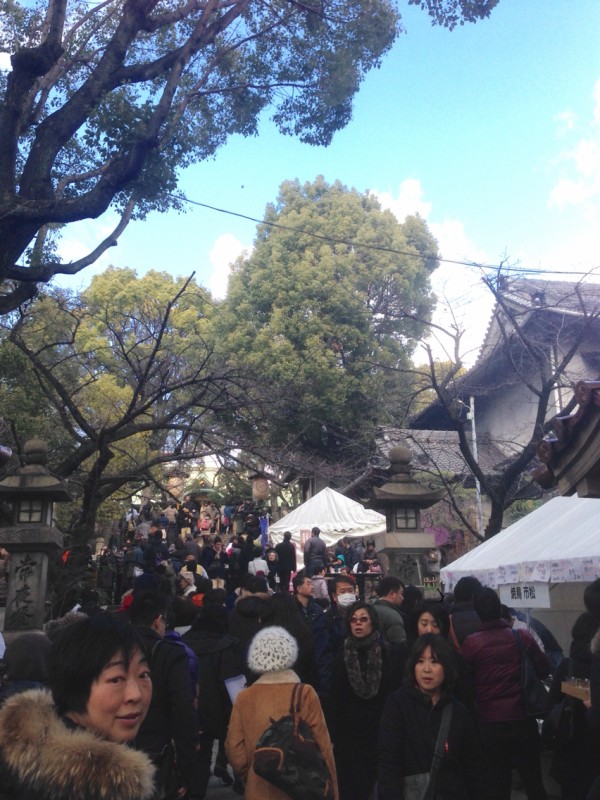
[378,633,490,800]
[0,614,155,800]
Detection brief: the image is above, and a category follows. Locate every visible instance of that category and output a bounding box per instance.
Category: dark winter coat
[0,689,155,800]
[461,619,549,723]
[294,596,332,696]
[274,539,297,575]
[329,640,396,800]
[134,627,200,793]
[182,626,244,739]
[449,602,481,647]
[377,686,490,800]
[200,547,229,579]
[303,535,327,571]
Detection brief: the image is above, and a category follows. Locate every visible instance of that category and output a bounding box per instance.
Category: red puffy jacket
[462,619,549,723]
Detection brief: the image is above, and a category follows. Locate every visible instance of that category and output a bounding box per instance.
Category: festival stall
[268,487,386,566]
[440,495,600,649]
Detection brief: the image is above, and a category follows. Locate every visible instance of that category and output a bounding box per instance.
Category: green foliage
[217,176,440,462]
[409,0,500,30]
[0,0,401,311]
[6,268,242,539]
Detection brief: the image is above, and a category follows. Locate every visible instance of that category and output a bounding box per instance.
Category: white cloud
[207,233,248,299]
[376,179,492,366]
[375,178,432,221]
[554,110,576,135]
[549,79,600,215]
[0,52,11,72]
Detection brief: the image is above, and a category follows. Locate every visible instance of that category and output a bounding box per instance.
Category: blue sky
[47,1,600,359]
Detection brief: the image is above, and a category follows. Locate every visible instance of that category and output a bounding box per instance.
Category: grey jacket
[372,598,406,644]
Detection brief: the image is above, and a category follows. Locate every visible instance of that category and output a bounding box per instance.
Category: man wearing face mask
[292,570,332,699]
[324,574,358,659]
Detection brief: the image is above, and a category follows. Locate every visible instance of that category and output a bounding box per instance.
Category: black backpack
[252,683,334,800]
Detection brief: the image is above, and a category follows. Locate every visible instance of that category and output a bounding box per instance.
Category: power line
[168,192,600,278]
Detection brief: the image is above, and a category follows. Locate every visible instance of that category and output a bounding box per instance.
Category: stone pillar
[2,526,63,634]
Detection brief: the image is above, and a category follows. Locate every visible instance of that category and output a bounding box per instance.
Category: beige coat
[225,670,339,800]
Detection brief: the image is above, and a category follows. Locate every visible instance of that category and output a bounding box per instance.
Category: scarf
[343,630,382,699]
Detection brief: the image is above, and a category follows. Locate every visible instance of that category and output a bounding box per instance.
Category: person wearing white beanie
[225,626,339,800]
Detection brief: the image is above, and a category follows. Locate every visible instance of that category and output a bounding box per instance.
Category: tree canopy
[3,267,250,539]
[0,0,401,314]
[217,176,440,467]
[0,0,497,315]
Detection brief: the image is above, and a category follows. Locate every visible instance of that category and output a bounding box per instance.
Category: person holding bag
[225,626,338,800]
[378,634,489,800]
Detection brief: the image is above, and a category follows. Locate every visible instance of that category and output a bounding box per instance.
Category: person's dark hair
[261,592,310,644]
[203,588,227,609]
[344,600,379,636]
[252,546,262,558]
[292,570,309,592]
[311,526,320,536]
[401,585,423,613]
[499,604,512,623]
[213,536,222,545]
[129,590,168,627]
[49,613,144,715]
[168,596,199,628]
[377,575,404,597]
[242,573,269,594]
[329,573,355,598]
[407,601,450,641]
[283,531,292,540]
[571,611,599,642]
[584,579,600,621]
[195,576,213,594]
[474,587,501,622]
[404,633,457,692]
[453,576,483,603]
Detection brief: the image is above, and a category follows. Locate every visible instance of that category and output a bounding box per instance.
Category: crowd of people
[2,499,600,800]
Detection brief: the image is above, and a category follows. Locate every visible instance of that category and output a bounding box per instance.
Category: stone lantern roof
[0,438,71,502]
[371,444,445,509]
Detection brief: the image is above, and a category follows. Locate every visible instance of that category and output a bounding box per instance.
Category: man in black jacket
[274,530,297,592]
[303,526,327,577]
[129,592,202,800]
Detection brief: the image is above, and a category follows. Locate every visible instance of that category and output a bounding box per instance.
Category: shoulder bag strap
[448,616,461,652]
[289,682,303,714]
[512,627,523,654]
[423,702,453,800]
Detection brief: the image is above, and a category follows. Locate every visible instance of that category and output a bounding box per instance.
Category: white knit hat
[247,626,299,674]
[178,570,195,586]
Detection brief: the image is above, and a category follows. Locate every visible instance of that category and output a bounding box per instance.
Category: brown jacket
[225,670,339,800]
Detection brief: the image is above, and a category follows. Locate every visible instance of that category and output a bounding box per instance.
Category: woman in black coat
[328,601,396,800]
[378,633,490,800]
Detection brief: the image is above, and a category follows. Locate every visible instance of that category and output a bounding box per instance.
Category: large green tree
[0,0,497,314]
[217,176,440,469]
[4,267,251,540]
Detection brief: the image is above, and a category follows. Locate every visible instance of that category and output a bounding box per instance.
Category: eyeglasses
[349,616,371,624]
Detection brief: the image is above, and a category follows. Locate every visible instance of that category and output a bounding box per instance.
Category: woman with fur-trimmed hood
[225,625,339,800]
[0,614,155,800]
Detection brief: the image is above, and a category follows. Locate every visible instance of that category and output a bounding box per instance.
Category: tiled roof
[411,277,600,430]
[377,428,509,481]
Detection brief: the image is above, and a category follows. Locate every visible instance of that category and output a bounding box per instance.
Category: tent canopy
[269,487,386,556]
[440,495,600,591]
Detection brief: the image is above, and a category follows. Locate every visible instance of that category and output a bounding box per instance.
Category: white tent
[268,487,386,558]
[440,495,600,649]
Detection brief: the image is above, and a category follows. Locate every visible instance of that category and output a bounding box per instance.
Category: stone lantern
[0,438,71,636]
[368,443,445,586]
